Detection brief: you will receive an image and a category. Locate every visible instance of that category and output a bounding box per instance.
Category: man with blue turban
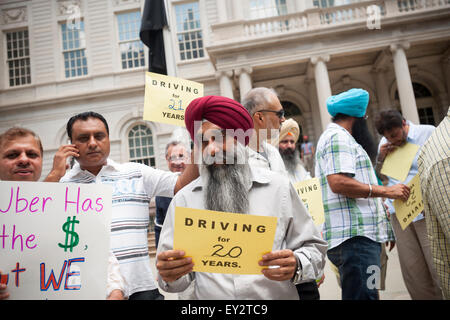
[315,88,411,300]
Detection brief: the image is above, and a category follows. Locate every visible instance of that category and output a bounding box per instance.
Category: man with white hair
[156,96,327,300]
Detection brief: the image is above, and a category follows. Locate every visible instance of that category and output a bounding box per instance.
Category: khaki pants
[390,215,443,300]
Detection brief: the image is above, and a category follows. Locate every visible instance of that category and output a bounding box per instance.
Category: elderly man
[0,127,126,300]
[418,107,450,299]
[315,89,410,300]
[156,96,327,300]
[274,118,311,184]
[242,87,286,172]
[155,134,191,248]
[47,111,199,300]
[375,109,441,300]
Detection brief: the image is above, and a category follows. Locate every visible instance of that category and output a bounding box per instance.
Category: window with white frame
[61,21,88,78]
[175,2,204,61]
[6,29,31,87]
[128,124,156,167]
[249,0,288,19]
[117,11,145,69]
[313,0,358,7]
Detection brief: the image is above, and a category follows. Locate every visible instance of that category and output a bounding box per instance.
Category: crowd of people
[0,87,448,300]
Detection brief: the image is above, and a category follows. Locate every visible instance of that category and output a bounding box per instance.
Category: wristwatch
[291,254,303,284]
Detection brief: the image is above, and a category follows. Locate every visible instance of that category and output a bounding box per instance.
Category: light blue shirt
[378,121,435,222]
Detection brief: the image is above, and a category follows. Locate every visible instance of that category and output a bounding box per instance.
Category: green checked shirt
[315,123,394,250]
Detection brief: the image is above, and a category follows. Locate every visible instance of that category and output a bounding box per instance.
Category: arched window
[395,82,435,126]
[281,101,302,117]
[128,124,155,167]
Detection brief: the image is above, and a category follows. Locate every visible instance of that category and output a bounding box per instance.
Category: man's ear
[253,112,263,123]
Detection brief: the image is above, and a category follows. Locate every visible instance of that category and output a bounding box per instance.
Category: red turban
[185,95,254,145]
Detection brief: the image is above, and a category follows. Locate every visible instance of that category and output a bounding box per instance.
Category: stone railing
[211,0,450,43]
[397,0,450,12]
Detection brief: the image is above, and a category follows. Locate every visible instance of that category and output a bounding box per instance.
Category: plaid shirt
[418,108,450,299]
[315,123,394,250]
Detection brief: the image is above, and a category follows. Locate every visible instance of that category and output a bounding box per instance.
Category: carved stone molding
[113,0,141,7]
[57,0,82,16]
[1,7,27,24]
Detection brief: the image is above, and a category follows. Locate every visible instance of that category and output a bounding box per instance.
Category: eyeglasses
[168,154,188,162]
[257,109,285,119]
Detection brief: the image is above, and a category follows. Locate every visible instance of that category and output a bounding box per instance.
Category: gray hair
[242,87,278,115]
[165,140,190,158]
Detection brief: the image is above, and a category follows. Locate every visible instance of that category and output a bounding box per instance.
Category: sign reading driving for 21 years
[0,181,111,300]
[143,72,204,127]
[174,207,277,275]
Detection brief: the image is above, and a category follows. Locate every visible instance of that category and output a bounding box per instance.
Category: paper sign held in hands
[381,142,420,182]
[143,72,204,127]
[393,174,424,230]
[293,178,325,226]
[0,181,111,300]
[174,207,277,275]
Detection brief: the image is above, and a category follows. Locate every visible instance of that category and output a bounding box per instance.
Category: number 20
[211,245,242,258]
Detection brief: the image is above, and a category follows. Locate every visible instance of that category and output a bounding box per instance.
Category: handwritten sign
[143,72,204,126]
[293,178,325,226]
[174,207,277,275]
[0,181,111,300]
[393,174,424,230]
[381,142,420,182]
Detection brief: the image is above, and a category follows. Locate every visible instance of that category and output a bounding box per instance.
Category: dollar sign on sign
[58,216,80,252]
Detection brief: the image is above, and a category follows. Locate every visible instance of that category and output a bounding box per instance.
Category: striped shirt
[417,108,450,299]
[315,123,394,250]
[61,158,178,297]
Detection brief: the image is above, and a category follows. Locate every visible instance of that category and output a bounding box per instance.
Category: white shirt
[378,121,435,223]
[157,166,328,300]
[61,159,178,297]
[248,140,287,174]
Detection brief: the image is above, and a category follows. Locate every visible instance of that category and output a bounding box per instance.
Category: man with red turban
[156,95,327,300]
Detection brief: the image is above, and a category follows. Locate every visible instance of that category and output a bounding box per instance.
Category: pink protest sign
[0,181,111,299]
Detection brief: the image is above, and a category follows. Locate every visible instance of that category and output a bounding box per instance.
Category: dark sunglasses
[257,109,285,119]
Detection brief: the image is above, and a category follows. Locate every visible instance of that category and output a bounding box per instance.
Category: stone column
[305,77,324,140]
[216,0,228,23]
[310,55,332,130]
[232,0,244,20]
[390,42,420,124]
[215,70,234,99]
[372,67,392,110]
[235,67,253,101]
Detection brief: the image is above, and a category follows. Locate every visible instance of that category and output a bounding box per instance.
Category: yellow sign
[381,142,420,182]
[293,178,325,226]
[393,174,424,230]
[173,207,277,275]
[143,72,204,126]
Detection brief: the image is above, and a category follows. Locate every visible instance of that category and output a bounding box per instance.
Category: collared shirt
[378,121,435,222]
[417,108,450,299]
[157,166,328,300]
[61,158,178,297]
[315,123,394,250]
[248,140,287,174]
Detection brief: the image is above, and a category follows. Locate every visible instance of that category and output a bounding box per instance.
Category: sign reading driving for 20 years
[174,207,277,275]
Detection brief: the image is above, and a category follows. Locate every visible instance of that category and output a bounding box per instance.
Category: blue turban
[326,88,369,118]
